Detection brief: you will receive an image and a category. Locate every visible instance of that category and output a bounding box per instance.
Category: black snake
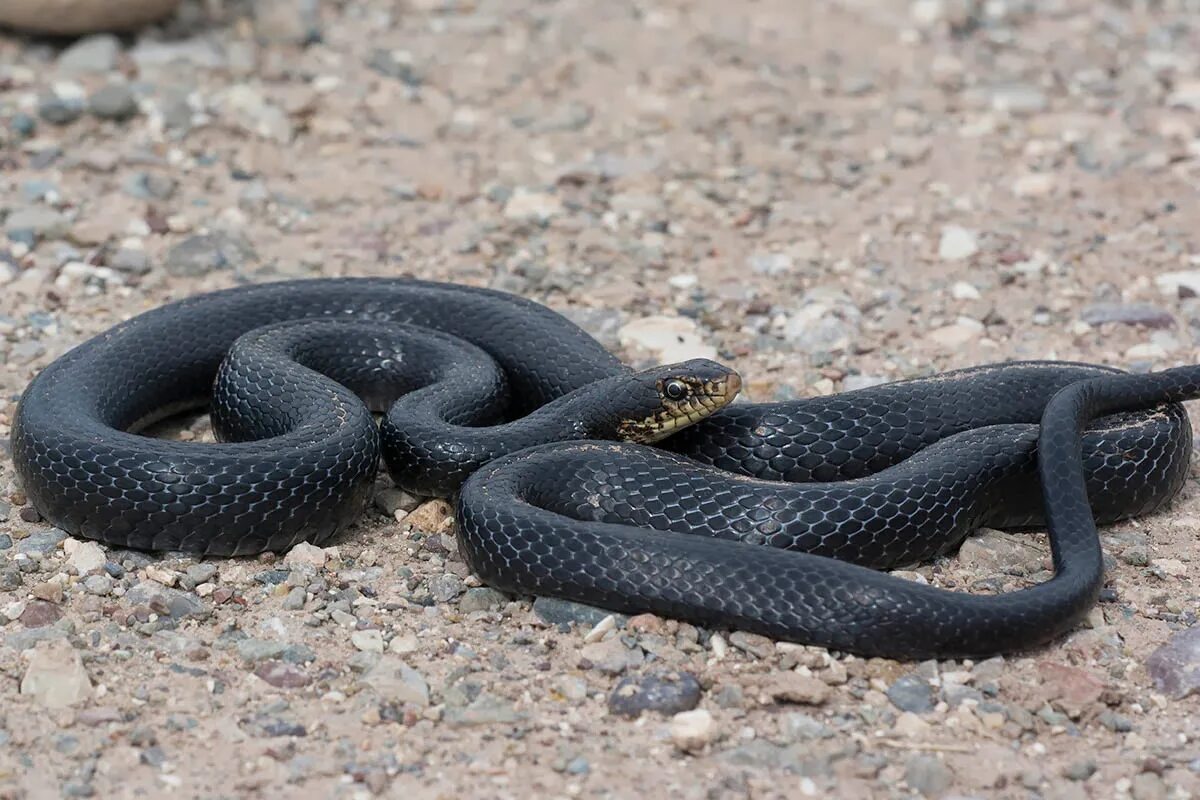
[9,278,1197,659]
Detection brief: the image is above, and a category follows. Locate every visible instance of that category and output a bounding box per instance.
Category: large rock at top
[0,0,181,35]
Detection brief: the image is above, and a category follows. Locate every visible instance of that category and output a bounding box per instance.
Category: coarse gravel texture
[1,0,1199,798]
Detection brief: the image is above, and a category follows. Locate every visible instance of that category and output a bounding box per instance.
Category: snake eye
[664,380,688,401]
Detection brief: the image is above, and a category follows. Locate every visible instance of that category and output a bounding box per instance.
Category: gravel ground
[2,1,1200,798]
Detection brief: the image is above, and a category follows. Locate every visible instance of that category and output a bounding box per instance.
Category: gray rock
[458,587,508,612]
[720,741,827,775]
[281,587,306,610]
[1098,710,1133,732]
[5,207,70,243]
[254,661,311,688]
[236,639,288,664]
[578,638,643,674]
[1146,627,1200,698]
[184,563,218,585]
[905,755,953,797]
[991,83,1049,115]
[363,657,430,707]
[38,87,86,125]
[608,671,703,717]
[533,596,625,627]
[165,232,256,276]
[125,581,205,620]
[122,172,176,201]
[83,575,113,596]
[427,573,465,603]
[1080,302,1174,329]
[887,673,936,713]
[58,35,121,74]
[1131,772,1168,800]
[444,693,522,726]
[781,712,834,740]
[1063,759,1098,781]
[366,49,422,86]
[253,0,321,44]
[90,85,139,121]
[16,528,68,557]
[108,245,151,274]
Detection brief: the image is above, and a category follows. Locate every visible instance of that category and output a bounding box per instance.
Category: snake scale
[9,277,1198,659]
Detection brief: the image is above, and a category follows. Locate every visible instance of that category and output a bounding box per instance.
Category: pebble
[1063,760,1098,781]
[781,288,862,354]
[1155,270,1200,298]
[1146,627,1200,698]
[669,709,718,752]
[5,207,70,244]
[363,657,429,707]
[905,755,954,798]
[990,83,1049,115]
[282,542,327,569]
[164,232,257,277]
[1130,772,1168,800]
[618,315,717,362]
[216,85,294,143]
[1079,302,1174,329]
[125,582,205,620]
[20,641,91,709]
[1012,172,1057,198]
[458,587,507,612]
[887,673,936,713]
[83,575,113,596]
[20,600,62,628]
[761,673,830,706]
[254,661,311,689]
[956,528,1040,573]
[937,225,980,261]
[608,671,703,717]
[503,188,563,222]
[64,539,106,575]
[578,638,644,674]
[351,629,384,653]
[38,82,87,125]
[252,0,322,44]
[444,694,521,727]
[89,85,139,121]
[57,34,121,74]
[427,574,465,603]
[782,712,833,740]
[17,529,68,557]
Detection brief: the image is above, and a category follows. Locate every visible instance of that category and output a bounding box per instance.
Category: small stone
[236,639,287,663]
[926,320,983,349]
[781,289,862,355]
[1080,302,1174,329]
[1155,270,1200,298]
[957,528,1041,573]
[459,587,507,613]
[184,564,218,585]
[502,188,562,222]
[20,600,62,628]
[1146,627,1200,698]
[252,0,321,45]
[444,693,521,726]
[351,629,384,653]
[427,574,464,603]
[281,587,306,610]
[893,711,931,738]
[990,83,1048,115]
[1012,173,1056,198]
[608,672,703,717]
[782,712,833,740]
[165,232,256,277]
[938,225,980,261]
[887,673,936,713]
[31,580,64,603]
[748,252,795,276]
[950,281,981,300]
[89,85,139,121]
[762,673,830,706]
[363,657,429,707]
[145,566,178,587]
[20,641,91,709]
[1130,772,1168,800]
[58,35,121,74]
[407,499,453,532]
[366,49,423,86]
[1063,760,1098,781]
[38,83,87,125]
[254,661,311,689]
[1098,710,1133,732]
[618,315,716,362]
[670,709,718,753]
[83,575,113,596]
[1035,662,1105,715]
[282,542,327,569]
[108,244,151,274]
[579,638,644,674]
[64,539,106,575]
[217,85,294,143]
[5,207,70,243]
[125,582,205,620]
[373,487,421,517]
[906,755,954,797]
[1167,80,1200,111]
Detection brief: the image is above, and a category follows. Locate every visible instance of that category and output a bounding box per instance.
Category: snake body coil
[10,277,1198,659]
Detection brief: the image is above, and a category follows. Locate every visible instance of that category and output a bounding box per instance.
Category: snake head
[614,359,742,444]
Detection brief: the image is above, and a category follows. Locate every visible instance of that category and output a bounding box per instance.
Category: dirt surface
[1,1,1199,798]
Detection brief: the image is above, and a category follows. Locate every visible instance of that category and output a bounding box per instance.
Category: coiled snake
[9,278,1197,659]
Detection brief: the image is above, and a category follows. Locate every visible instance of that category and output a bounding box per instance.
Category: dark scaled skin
[9,277,1199,659]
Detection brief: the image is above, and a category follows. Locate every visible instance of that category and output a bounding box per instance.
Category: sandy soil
[1,0,1199,798]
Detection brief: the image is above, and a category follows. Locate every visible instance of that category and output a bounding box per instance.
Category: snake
[8,277,1198,660]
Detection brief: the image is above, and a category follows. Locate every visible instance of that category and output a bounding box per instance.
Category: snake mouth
[619,371,742,444]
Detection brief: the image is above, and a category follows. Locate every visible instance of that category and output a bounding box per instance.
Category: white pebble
[670,709,718,752]
[937,225,979,261]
